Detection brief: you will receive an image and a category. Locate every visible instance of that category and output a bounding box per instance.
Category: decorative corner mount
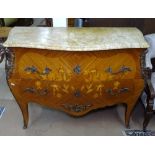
[0,40,6,63]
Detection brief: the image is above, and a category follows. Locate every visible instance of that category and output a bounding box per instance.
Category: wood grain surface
[6,47,145,128]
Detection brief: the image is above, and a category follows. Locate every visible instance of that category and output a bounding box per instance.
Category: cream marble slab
[3,27,149,51]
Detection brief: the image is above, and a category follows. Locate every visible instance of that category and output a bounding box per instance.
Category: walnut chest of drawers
[3,27,149,128]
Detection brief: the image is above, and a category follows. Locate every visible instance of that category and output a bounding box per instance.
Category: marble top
[3,27,149,51]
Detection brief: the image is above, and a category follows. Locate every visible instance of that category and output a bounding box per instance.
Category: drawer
[8,78,143,116]
[11,49,142,82]
[9,78,134,104]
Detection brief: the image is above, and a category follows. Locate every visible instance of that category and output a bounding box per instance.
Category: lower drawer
[8,78,142,115]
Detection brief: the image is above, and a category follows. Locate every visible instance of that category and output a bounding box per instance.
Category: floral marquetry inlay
[17,50,139,83]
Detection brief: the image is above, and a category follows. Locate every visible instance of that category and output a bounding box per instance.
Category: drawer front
[8,78,136,115]
[12,49,142,82]
[8,48,144,116]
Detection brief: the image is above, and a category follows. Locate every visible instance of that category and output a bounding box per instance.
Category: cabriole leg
[17,101,29,129]
[125,103,136,128]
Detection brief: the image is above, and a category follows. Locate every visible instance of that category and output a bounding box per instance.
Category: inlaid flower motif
[35,81,42,89]
[113,81,120,90]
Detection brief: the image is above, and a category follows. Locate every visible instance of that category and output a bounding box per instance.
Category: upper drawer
[11,48,143,81]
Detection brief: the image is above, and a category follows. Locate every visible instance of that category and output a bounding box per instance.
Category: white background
[0,0,155,17]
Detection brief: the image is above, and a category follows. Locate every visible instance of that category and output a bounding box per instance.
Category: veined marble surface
[3,27,149,51]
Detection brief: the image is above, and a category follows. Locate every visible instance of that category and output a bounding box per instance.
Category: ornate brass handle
[24,66,52,75]
[63,103,92,112]
[24,87,48,95]
[105,65,131,74]
[24,66,37,73]
[0,50,4,63]
[105,87,129,96]
[0,40,5,63]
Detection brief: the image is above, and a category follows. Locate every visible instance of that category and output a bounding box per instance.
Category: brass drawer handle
[0,51,5,63]
[24,66,52,75]
[42,67,52,75]
[24,87,48,96]
[105,87,129,96]
[105,65,131,75]
[0,42,6,63]
[24,87,36,93]
[24,66,37,73]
